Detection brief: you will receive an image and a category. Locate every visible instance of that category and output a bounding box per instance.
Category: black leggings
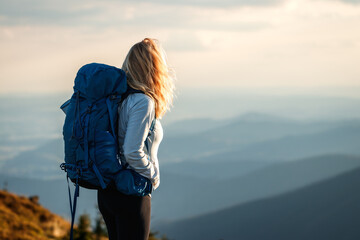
[97,188,151,240]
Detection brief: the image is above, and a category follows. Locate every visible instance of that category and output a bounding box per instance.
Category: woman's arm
[122,94,156,180]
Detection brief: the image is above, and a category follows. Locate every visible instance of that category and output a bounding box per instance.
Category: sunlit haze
[0,0,359,96]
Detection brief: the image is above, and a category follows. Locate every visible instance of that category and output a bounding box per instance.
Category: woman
[97,38,175,240]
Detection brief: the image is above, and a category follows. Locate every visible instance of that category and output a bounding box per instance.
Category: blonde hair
[122,38,175,118]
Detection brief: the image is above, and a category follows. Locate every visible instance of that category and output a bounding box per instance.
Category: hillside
[0,190,70,240]
[158,166,360,240]
[0,175,97,223]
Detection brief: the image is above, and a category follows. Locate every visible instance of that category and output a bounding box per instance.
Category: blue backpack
[60,63,152,239]
[60,63,127,189]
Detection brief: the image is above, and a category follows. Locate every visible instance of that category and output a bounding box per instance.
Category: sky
[0,0,359,96]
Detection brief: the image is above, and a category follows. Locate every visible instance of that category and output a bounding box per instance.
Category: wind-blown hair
[122,38,175,118]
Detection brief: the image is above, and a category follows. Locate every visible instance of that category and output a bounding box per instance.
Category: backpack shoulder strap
[120,85,144,105]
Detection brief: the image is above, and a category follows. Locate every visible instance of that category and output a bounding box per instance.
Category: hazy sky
[0,0,359,95]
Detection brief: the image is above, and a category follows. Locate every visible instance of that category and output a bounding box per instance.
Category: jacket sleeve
[122,94,156,180]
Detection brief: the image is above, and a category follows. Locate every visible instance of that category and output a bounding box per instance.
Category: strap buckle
[60,163,66,172]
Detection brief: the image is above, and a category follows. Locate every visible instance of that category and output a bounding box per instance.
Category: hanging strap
[92,163,106,189]
[66,176,73,216]
[66,174,80,240]
[150,118,156,132]
[144,118,156,154]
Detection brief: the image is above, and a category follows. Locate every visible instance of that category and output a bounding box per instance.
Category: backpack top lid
[74,63,127,101]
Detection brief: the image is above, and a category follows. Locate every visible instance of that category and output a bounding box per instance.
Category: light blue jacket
[118,93,162,190]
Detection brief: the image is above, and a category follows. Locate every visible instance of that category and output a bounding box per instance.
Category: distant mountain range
[158,166,360,240]
[2,116,360,179]
[161,159,271,180]
[160,117,360,162]
[191,123,360,163]
[0,138,64,179]
[1,113,359,228]
[2,154,359,225]
[152,154,360,221]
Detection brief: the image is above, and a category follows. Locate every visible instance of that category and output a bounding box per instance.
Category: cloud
[1,0,358,31]
[337,0,360,4]
[0,0,104,26]
[1,0,360,93]
[0,0,271,36]
[0,0,281,28]
[165,32,207,51]
[129,0,284,7]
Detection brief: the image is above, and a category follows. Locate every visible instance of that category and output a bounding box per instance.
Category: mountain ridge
[153,154,360,220]
[158,166,360,240]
